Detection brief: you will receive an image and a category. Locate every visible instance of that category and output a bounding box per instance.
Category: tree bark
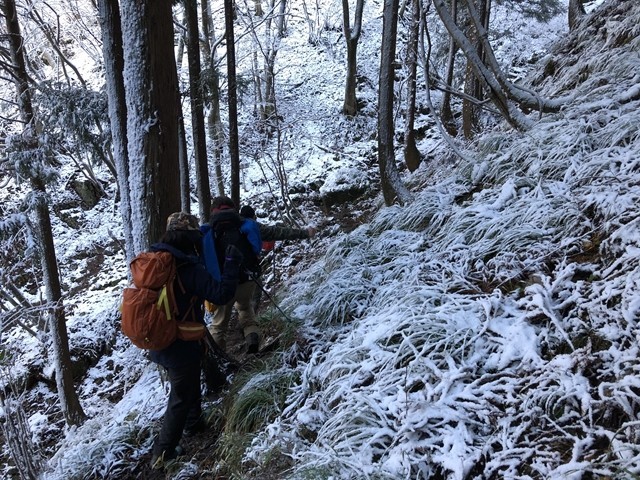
[265,0,286,125]
[568,0,586,32]
[201,0,226,199]
[403,0,421,172]
[184,0,211,222]
[34,195,86,427]
[439,0,458,136]
[276,0,287,38]
[462,0,489,139]
[3,0,86,427]
[97,0,135,263]
[224,0,241,207]
[341,0,365,116]
[177,112,191,212]
[254,0,264,16]
[120,0,181,251]
[378,0,412,206]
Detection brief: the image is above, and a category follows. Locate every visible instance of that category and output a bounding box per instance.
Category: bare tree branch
[461,0,573,114]
[432,0,531,130]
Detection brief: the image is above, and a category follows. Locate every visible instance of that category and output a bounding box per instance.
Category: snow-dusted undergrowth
[5,0,636,478]
[246,3,640,479]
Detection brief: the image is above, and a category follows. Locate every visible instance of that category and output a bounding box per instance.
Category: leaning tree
[1,0,86,427]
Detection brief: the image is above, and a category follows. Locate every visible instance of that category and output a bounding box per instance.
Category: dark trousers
[153,362,202,456]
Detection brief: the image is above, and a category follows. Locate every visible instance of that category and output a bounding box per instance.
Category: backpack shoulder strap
[202,228,222,281]
[174,262,198,323]
[163,256,179,319]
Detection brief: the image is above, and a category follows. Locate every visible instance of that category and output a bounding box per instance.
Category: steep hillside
[243,1,640,479]
[4,0,639,479]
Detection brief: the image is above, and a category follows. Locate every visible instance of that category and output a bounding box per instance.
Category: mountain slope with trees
[247,1,640,477]
[3,0,640,478]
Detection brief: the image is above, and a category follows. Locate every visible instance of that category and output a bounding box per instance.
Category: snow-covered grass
[240,3,640,478]
[5,0,638,479]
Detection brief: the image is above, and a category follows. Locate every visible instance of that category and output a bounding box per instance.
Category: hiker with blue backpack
[147,212,243,468]
[201,197,317,355]
[201,196,263,354]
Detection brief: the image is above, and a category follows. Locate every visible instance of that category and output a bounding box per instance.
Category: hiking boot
[150,445,184,469]
[246,333,260,354]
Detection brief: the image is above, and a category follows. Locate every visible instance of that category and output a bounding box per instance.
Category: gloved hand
[225,244,243,264]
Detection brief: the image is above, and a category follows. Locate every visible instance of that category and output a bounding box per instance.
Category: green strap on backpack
[157,286,172,320]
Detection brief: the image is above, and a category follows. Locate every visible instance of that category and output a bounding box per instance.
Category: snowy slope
[6,0,640,479]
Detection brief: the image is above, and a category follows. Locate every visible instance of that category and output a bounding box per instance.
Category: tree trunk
[568,0,586,31]
[301,0,322,45]
[462,61,479,138]
[343,39,359,116]
[264,0,286,125]
[185,0,211,221]
[435,0,568,128]
[276,0,287,37]
[440,0,458,136]
[403,0,421,172]
[341,0,365,116]
[3,0,86,427]
[462,0,489,139]
[201,0,226,199]
[35,194,86,427]
[224,0,241,207]
[433,0,525,130]
[97,0,135,263]
[120,0,181,251]
[208,69,226,199]
[178,112,191,212]
[254,0,264,16]
[378,0,412,206]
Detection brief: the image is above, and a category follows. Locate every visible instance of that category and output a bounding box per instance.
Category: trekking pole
[248,271,296,323]
[202,327,238,394]
[203,328,234,364]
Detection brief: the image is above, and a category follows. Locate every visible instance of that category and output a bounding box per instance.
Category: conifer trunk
[185,0,211,221]
[120,0,181,250]
[97,0,135,263]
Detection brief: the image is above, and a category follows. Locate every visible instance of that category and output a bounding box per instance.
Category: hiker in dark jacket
[201,197,263,354]
[240,204,317,314]
[240,204,316,246]
[149,212,242,468]
[239,204,316,250]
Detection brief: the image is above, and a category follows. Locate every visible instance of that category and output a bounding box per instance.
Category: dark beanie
[211,196,235,212]
[240,205,256,219]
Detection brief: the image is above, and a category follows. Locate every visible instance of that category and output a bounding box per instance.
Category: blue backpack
[201,208,261,283]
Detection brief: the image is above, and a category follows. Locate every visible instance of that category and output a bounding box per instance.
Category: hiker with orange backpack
[147,212,242,468]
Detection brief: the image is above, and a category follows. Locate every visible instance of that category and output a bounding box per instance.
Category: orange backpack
[121,251,205,350]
